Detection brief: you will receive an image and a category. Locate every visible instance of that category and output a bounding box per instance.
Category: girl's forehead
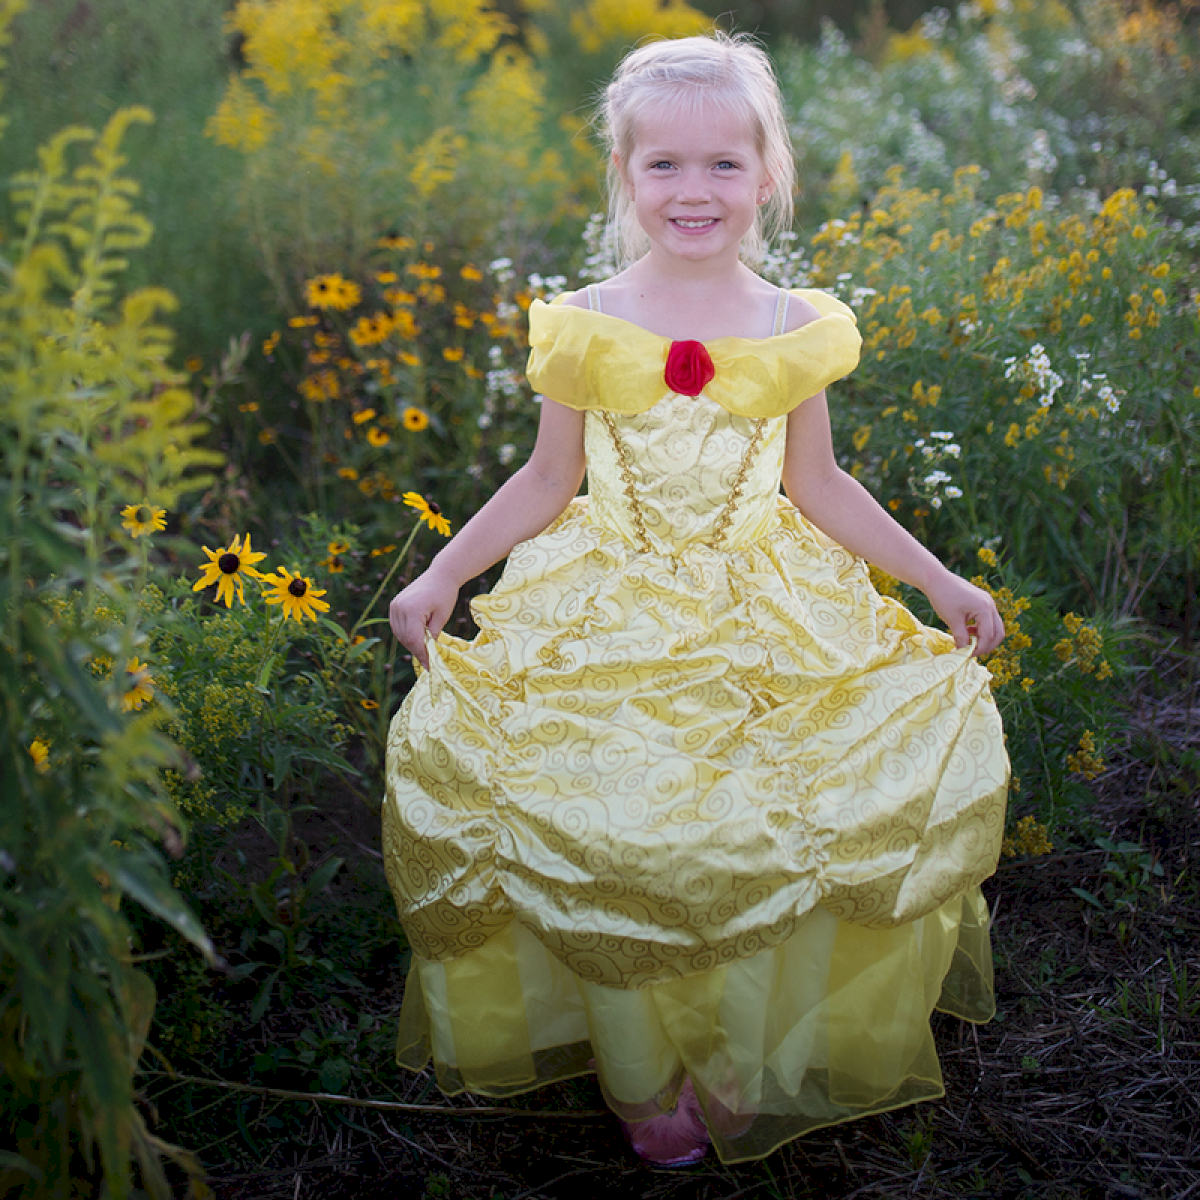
[630,95,759,150]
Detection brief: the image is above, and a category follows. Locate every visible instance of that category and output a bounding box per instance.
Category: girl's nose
[675,169,711,201]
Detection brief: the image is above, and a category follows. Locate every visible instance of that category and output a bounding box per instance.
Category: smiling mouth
[672,218,717,229]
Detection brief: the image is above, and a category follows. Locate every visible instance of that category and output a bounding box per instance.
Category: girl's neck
[598,256,780,341]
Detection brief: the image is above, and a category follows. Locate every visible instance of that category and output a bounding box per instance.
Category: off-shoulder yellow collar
[525,289,861,419]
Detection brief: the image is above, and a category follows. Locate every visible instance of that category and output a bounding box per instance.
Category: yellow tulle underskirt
[396,888,994,1164]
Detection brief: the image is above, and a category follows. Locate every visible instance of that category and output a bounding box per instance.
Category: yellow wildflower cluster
[567,0,709,55]
[970,576,1032,687]
[1002,814,1054,859]
[1054,612,1112,679]
[868,564,903,600]
[1066,729,1106,780]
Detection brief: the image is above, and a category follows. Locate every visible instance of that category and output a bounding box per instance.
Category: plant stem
[348,517,422,643]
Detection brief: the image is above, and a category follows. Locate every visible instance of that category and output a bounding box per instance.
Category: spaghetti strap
[772,288,789,336]
[587,283,603,314]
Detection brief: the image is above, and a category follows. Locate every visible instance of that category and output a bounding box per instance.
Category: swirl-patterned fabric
[382,290,1009,1162]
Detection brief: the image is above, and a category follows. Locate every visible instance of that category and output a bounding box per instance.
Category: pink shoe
[620,1078,709,1167]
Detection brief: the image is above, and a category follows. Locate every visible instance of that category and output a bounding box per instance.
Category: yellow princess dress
[382,287,1009,1163]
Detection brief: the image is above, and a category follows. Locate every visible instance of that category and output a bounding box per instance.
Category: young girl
[384,32,1008,1167]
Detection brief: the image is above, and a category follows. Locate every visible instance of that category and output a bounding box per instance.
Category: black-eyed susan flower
[121,657,155,712]
[360,699,379,710]
[322,555,346,574]
[121,503,167,538]
[352,408,376,425]
[185,356,203,374]
[367,427,391,447]
[327,540,350,556]
[338,467,360,481]
[193,533,267,607]
[306,273,362,311]
[442,346,465,363]
[403,492,451,537]
[402,407,429,432]
[261,568,330,622]
[28,739,50,774]
[350,313,393,347]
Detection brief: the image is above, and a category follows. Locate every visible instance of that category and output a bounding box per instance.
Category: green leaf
[1070,887,1105,911]
[69,991,134,1197]
[316,616,350,641]
[318,1057,353,1093]
[103,854,214,961]
[305,856,343,897]
[250,968,282,1023]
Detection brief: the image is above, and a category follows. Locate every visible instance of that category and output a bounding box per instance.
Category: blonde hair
[598,32,795,267]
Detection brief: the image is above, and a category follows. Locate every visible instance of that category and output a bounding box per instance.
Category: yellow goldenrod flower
[1002,814,1054,859]
[261,568,330,622]
[977,546,998,568]
[28,739,50,774]
[121,657,155,712]
[402,407,430,432]
[338,467,360,480]
[403,492,452,537]
[193,533,267,608]
[352,408,376,425]
[442,346,465,363]
[460,264,483,281]
[121,503,167,539]
[1067,730,1105,779]
[306,274,362,311]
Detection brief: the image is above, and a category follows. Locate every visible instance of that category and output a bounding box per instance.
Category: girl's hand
[923,570,1006,657]
[389,570,459,669]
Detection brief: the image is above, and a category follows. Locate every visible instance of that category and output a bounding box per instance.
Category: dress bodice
[585,399,786,554]
[525,286,862,556]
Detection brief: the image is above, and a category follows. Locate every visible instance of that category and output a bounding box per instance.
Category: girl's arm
[782,391,1005,656]
[389,397,586,667]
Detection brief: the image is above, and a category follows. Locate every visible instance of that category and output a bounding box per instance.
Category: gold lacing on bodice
[598,410,653,553]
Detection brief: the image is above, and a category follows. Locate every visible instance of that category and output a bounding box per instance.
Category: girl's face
[622,98,771,268]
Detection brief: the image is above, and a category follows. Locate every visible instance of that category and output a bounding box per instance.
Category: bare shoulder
[782,289,824,334]
[559,287,590,310]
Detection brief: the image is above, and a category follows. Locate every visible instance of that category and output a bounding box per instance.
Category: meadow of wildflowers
[2,0,1197,1193]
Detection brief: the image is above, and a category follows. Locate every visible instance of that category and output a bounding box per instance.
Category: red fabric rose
[664,339,716,397]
